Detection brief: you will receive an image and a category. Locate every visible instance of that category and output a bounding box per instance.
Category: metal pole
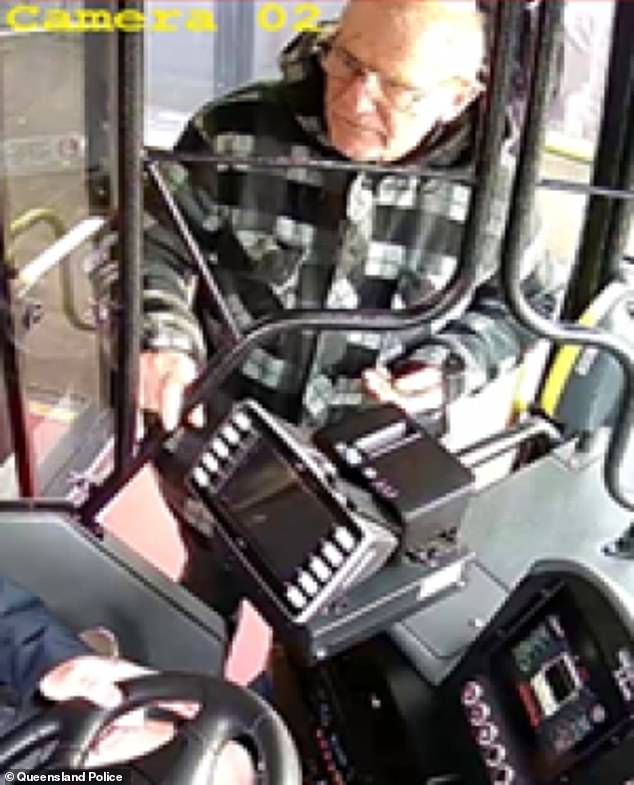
[563,0,634,318]
[499,0,634,512]
[453,0,525,299]
[214,0,254,96]
[114,0,144,473]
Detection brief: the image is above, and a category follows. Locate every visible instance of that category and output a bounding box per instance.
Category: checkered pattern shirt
[141,27,557,428]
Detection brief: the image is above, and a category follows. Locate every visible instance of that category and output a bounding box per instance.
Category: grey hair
[343,0,486,83]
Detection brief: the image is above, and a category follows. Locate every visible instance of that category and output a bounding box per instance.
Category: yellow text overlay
[2,3,323,34]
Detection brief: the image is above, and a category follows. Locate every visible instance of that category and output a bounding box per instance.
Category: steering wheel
[0,672,301,785]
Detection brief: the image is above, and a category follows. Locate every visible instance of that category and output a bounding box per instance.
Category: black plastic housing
[313,405,475,554]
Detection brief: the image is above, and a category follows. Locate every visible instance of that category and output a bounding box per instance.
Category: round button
[493,765,515,784]
[477,723,498,746]
[462,681,484,706]
[485,744,506,768]
[469,703,491,726]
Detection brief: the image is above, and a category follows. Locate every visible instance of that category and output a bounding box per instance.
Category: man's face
[323,2,482,162]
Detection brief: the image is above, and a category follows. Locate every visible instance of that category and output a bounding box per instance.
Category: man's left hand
[363,364,444,415]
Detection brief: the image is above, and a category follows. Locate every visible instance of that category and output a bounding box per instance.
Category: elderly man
[136,0,556,597]
[139,0,553,429]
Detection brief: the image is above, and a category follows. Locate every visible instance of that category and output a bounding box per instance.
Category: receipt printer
[313,405,474,554]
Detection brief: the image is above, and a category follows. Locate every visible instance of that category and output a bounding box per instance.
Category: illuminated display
[219,437,335,582]
[502,610,612,774]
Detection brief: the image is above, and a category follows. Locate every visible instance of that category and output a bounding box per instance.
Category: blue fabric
[0,577,88,705]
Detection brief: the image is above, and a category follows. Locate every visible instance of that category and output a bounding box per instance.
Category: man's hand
[139,350,204,431]
[39,656,254,783]
[39,655,175,767]
[363,364,444,416]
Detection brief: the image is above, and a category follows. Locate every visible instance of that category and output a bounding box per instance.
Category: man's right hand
[140,350,204,431]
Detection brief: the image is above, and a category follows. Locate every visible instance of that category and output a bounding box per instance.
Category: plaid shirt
[142,27,557,428]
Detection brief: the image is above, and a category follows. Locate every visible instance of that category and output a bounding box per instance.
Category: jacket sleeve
[392,158,564,402]
[396,243,562,401]
[0,577,89,703]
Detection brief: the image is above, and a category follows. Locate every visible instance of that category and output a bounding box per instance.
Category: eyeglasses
[321,40,436,112]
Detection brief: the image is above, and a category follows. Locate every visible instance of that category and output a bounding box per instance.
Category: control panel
[437,568,634,785]
[188,399,398,624]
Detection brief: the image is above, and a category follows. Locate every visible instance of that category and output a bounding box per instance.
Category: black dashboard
[438,569,634,784]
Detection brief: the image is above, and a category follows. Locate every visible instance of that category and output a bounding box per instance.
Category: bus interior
[1,0,634,783]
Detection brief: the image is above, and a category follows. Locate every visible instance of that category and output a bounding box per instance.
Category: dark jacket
[0,576,87,709]
[136,26,560,428]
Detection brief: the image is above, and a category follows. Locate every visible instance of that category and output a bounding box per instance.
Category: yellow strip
[540,310,597,416]
[544,130,593,165]
[28,400,77,424]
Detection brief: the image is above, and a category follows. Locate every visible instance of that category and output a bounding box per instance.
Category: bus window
[145,0,345,148]
[540,0,620,265]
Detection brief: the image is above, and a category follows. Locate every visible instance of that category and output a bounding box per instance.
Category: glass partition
[0,14,115,498]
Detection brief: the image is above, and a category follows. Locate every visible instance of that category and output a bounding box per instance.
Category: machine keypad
[188,402,374,621]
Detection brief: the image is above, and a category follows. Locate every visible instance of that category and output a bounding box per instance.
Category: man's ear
[439,77,484,123]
